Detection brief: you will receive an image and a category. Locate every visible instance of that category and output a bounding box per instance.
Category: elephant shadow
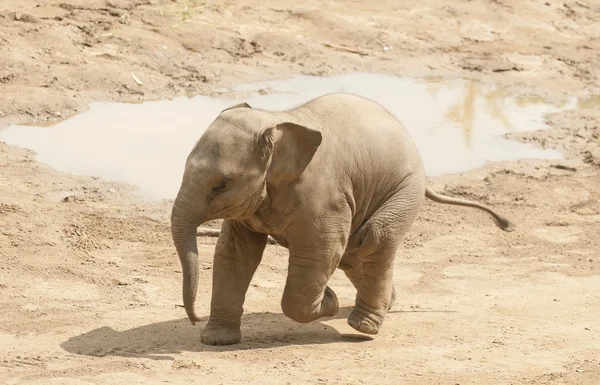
[60,306,375,360]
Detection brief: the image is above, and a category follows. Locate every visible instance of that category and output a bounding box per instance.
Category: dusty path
[1,0,599,384]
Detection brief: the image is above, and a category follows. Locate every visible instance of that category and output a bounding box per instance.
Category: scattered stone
[583,150,600,166]
[12,12,40,23]
[62,195,84,203]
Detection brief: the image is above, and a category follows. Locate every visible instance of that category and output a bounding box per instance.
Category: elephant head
[170,103,322,323]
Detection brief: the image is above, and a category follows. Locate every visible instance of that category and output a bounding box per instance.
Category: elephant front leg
[280,252,343,324]
[202,220,268,346]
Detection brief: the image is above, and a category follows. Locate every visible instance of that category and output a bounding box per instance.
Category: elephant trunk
[171,191,204,325]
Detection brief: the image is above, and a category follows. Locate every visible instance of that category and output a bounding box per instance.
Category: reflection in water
[0,73,590,200]
[577,95,600,110]
[444,81,476,148]
[485,89,513,131]
[515,95,570,109]
[425,79,583,148]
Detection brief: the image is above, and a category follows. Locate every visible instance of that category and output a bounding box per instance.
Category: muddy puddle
[0,74,590,200]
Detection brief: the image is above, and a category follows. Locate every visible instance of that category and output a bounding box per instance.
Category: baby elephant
[171,93,514,345]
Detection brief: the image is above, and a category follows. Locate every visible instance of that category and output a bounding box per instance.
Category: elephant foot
[322,286,340,317]
[201,322,241,346]
[347,298,386,335]
[347,311,381,335]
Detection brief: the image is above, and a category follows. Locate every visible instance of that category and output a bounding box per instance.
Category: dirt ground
[1,0,599,384]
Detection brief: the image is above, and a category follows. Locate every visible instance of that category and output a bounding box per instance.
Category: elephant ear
[221,102,252,113]
[259,122,322,191]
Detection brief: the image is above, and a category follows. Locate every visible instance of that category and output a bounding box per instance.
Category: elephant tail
[197,227,278,244]
[424,187,515,232]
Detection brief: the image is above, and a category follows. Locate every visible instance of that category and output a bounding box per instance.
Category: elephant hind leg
[347,248,397,335]
[339,259,396,310]
[339,259,362,290]
[347,178,424,335]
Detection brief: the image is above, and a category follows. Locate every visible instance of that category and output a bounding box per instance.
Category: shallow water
[0,74,588,200]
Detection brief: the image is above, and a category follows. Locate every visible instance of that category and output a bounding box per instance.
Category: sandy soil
[1,0,600,384]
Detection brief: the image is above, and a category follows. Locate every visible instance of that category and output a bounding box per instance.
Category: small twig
[73,24,94,37]
[196,227,221,237]
[131,73,143,85]
[569,297,600,315]
[197,227,278,245]
[575,1,590,9]
[323,43,369,56]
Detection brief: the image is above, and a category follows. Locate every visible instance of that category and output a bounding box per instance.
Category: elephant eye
[212,179,231,194]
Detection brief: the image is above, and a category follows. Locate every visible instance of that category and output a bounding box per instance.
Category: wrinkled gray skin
[171,93,514,346]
